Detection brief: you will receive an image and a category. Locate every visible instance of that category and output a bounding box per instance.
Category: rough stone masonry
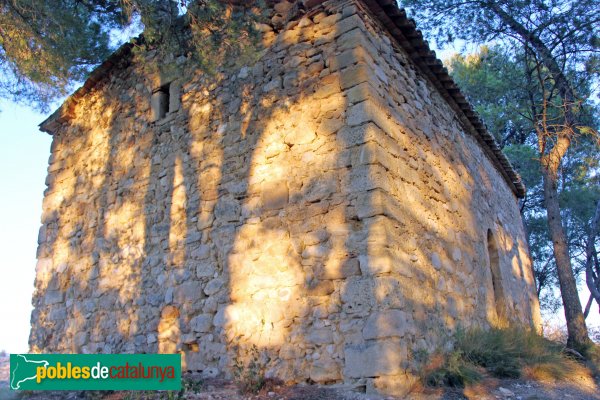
[30,0,541,395]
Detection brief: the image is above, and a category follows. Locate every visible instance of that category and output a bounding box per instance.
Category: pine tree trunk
[542,154,590,351]
[584,200,600,317]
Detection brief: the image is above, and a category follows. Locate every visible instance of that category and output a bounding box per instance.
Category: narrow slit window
[151,83,171,121]
[487,229,507,324]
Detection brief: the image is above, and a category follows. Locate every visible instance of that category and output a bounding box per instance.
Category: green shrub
[423,351,482,387]
[582,343,600,375]
[458,327,573,379]
[422,326,578,387]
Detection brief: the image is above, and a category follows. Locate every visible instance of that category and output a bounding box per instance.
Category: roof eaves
[37,1,526,198]
[38,41,136,134]
[360,0,526,197]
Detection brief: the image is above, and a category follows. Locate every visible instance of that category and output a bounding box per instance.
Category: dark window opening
[152,83,171,121]
[487,229,507,324]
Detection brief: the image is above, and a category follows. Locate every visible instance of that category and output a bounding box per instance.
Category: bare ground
[1,355,598,400]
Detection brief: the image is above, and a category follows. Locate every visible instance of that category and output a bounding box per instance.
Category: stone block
[261,180,289,210]
[348,164,390,193]
[183,351,207,372]
[342,4,358,18]
[334,14,367,38]
[340,63,370,90]
[204,278,224,296]
[185,231,202,245]
[318,118,344,136]
[214,197,240,222]
[356,141,394,171]
[238,66,250,79]
[302,175,337,203]
[317,13,341,29]
[313,82,339,99]
[344,339,404,378]
[37,225,47,245]
[367,373,419,397]
[190,314,213,333]
[362,309,413,339]
[359,249,393,276]
[317,257,360,280]
[36,258,53,275]
[346,100,375,127]
[284,125,317,145]
[307,328,334,345]
[161,305,180,319]
[174,281,204,303]
[347,96,397,137]
[345,82,378,105]
[337,122,383,147]
[74,332,88,348]
[165,287,173,304]
[307,59,324,75]
[262,76,282,92]
[431,252,442,270]
[196,261,216,278]
[310,357,341,382]
[329,46,373,72]
[340,278,375,313]
[304,229,330,246]
[302,243,330,259]
[283,71,299,88]
[190,245,211,260]
[279,343,304,360]
[169,81,181,112]
[49,307,67,321]
[452,248,462,262]
[45,290,64,305]
[355,189,388,220]
[308,280,335,296]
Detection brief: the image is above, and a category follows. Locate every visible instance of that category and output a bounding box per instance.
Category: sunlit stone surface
[30,0,540,396]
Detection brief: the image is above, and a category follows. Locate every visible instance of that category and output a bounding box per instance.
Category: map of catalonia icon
[10,354,49,390]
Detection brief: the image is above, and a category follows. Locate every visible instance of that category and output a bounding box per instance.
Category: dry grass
[420,327,590,388]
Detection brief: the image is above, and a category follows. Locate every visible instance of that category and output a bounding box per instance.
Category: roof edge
[38,0,525,198]
[357,0,525,197]
[39,40,136,134]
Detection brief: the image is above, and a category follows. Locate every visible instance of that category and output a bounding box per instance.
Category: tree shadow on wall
[30,2,538,396]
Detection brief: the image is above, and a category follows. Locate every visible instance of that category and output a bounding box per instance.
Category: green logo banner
[10,354,181,390]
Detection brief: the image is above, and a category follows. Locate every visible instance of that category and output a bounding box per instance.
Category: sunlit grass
[420,327,589,387]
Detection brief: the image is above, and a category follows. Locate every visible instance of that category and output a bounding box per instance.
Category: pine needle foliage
[0,0,267,111]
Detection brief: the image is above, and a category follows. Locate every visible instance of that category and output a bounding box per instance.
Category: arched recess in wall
[487,229,508,325]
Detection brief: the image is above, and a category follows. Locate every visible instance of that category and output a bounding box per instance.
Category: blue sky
[0,101,51,352]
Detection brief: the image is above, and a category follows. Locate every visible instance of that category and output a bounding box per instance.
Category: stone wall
[30,0,540,395]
